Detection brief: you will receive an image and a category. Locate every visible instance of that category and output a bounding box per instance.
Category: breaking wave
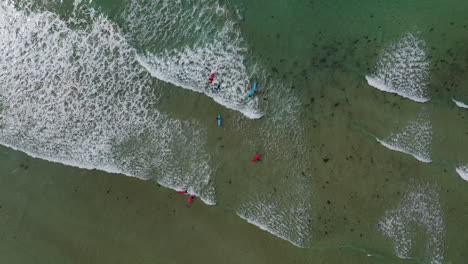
[122,0,262,119]
[455,165,468,181]
[376,111,432,163]
[366,32,430,103]
[0,1,216,204]
[378,183,445,264]
[452,98,468,109]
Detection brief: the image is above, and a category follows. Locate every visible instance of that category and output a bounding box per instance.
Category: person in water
[177,190,188,193]
[209,73,215,84]
[188,195,196,204]
[213,83,221,93]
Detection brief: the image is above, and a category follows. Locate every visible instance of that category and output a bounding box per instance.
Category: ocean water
[1,0,468,263]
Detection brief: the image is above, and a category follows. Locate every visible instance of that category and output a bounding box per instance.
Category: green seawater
[1,0,468,263]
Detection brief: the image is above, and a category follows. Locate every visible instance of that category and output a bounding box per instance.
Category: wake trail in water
[0,1,216,204]
[366,32,430,103]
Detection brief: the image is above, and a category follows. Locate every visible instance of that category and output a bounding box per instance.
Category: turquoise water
[1,0,468,263]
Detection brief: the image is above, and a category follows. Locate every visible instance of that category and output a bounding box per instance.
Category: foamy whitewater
[0,0,312,247]
[378,183,445,264]
[0,1,216,204]
[452,98,468,109]
[366,32,430,103]
[455,165,468,181]
[237,196,312,248]
[123,0,262,119]
[376,111,432,163]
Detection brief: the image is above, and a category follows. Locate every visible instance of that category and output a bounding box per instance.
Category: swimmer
[188,195,196,204]
[217,114,222,126]
[252,154,262,162]
[209,73,215,84]
[213,83,221,93]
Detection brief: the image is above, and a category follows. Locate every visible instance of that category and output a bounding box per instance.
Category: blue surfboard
[245,82,258,99]
[245,90,255,99]
[217,114,222,126]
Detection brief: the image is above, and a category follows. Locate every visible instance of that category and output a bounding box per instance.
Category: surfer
[213,83,221,93]
[217,114,222,126]
[188,195,196,204]
[209,73,215,84]
[252,154,262,162]
[245,82,258,99]
[177,190,188,193]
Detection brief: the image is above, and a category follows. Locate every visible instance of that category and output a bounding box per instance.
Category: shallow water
[1,0,468,263]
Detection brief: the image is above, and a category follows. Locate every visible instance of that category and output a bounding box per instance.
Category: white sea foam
[452,98,468,109]
[376,139,431,163]
[123,0,262,119]
[0,1,216,204]
[122,0,223,50]
[378,184,445,264]
[73,0,91,10]
[237,197,312,248]
[455,165,468,181]
[376,111,432,163]
[366,32,430,102]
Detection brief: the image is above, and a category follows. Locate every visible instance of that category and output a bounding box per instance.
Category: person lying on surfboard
[188,195,196,204]
[209,73,216,84]
[213,83,221,93]
[252,154,262,161]
[245,82,258,98]
[217,114,222,126]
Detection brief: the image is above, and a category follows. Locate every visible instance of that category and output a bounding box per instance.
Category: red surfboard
[209,73,215,84]
[188,195,196,204]
[252,154,262,162]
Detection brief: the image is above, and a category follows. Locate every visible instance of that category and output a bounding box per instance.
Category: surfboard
[209,73,215,84]
[252,154,262,161]
[245,90,255,98]
[217,114,222,126]
[245,82,258,98]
